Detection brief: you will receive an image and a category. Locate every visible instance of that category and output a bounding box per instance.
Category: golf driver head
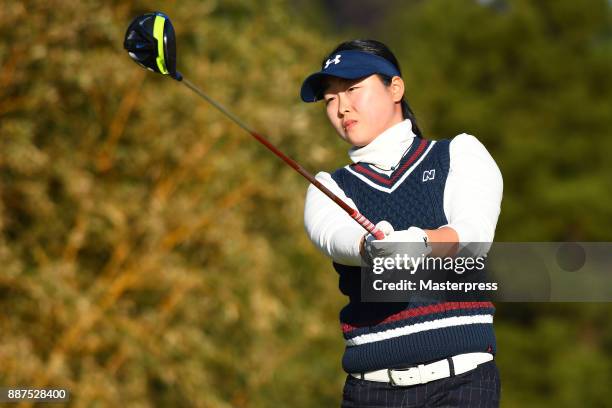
[124,11,182,80]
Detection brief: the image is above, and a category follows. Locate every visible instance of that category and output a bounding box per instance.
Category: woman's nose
[337,93,350,115]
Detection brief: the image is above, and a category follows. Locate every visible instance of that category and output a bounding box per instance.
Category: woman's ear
[390,76,405,103]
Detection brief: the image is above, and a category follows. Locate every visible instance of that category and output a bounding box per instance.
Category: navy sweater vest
[330,138,496,373]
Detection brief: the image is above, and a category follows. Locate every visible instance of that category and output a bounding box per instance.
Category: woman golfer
[301,40,503,407]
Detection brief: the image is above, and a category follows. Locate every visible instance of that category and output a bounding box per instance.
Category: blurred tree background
[0,0,611,406]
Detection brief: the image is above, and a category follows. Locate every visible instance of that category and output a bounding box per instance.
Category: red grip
[350,211,386,240]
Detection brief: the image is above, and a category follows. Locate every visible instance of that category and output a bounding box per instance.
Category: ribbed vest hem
[341,323,496,373]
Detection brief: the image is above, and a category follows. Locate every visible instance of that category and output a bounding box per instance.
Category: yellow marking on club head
[153,15,169,75]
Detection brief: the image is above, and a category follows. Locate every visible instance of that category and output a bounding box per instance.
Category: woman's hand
[360,222,460,262]
[360,221,431,263]
[359,220,392,259]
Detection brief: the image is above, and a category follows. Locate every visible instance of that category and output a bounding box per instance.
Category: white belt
[350,352,493,387]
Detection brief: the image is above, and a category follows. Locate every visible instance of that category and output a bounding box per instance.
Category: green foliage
[1,0,611,407]
[382,0,612,241]
[378,1,612,406]
[1,1,344,406]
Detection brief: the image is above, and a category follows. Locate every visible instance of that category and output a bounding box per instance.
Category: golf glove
[364,221,432,263]
[363,220,394,258]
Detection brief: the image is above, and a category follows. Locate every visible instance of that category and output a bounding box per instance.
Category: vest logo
[422,169,436,182]
[324,54,341,69]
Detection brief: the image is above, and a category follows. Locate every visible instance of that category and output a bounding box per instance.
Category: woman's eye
[325,97,335,105]
[348,86,358,92]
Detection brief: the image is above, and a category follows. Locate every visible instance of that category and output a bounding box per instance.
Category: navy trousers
[341,359,501,408]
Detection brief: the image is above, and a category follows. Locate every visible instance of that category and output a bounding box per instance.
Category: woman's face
[323,74,404,147]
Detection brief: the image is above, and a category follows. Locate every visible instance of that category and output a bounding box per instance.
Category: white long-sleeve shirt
[304,119,503,266]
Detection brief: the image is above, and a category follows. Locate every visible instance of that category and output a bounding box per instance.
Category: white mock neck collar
[348,119,417,170]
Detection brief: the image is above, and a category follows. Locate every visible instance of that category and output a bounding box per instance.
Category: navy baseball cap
[300,50,401,102]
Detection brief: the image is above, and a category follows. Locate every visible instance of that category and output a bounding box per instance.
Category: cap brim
[300,50,402,103]
[300,68,375,103]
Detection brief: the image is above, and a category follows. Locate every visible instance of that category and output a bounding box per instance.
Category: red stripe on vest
[353,139,429,186]
[341,301,494,333]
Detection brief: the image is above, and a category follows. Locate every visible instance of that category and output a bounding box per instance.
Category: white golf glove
[364,221,432,262]
[363,220,394,259]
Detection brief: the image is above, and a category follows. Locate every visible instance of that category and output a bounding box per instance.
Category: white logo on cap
[324,54,342,69]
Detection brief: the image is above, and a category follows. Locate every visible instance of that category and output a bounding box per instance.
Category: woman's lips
[343,120,357,131]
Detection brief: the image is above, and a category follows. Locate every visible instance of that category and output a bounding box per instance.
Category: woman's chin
[336,128,372,147]
[346,134,374,148]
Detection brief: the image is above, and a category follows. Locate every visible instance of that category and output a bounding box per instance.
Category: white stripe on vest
[346,314,494,346]
[345,141,436,194]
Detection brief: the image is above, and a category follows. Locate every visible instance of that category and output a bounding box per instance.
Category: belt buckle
[387,366,422,387]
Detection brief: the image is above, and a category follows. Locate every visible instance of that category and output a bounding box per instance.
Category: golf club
[123,11,385,240]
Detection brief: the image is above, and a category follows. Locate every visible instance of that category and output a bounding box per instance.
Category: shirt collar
[348,119,416,170]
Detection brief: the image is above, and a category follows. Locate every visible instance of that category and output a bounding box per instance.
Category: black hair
[321,39,423,138]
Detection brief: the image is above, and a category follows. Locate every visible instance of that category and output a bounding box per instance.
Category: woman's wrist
[423,226,459,256]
